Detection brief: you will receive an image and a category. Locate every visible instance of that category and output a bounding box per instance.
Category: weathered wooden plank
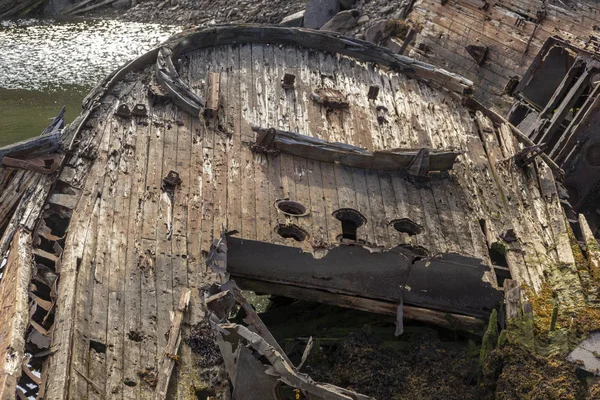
[154,289,191,400]
[155,103,178,369]
[267,44,287,246]
[87,117,124,400]
[239,43,257,242]
[235,277,486,331]
[225,45,243,237]
[0,230,32,399]
[211,48,229,245]
[253,43,272,243]
[67,195,101,400]
[48,105,114,399]
[121,117,148,400]
[0,132,61,161]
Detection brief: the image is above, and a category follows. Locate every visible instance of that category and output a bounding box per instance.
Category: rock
[567,332,600,376]
[364,20,389,45]
[380,5,394,14]
[304,0,341,29]
[339,0,357,10]
[364,19,411,45]
[320,10,359,33]
[112,0,131,10]
[357,15,369,25]
[280,10,305,27]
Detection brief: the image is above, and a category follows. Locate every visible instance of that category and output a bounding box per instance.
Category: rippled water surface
[0,19,180,146]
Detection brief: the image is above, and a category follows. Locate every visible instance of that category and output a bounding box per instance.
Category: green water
[0,18,180,147]
[0,86,86,147]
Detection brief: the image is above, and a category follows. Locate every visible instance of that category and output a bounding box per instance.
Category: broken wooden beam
[216,323,375,400]
[155,47,205,118]
[154,288,191,400]
[251,126,462,174]
[234,277,487,331]
[1,153,63,175]
[464,97,564,178]
[0,132,62,163]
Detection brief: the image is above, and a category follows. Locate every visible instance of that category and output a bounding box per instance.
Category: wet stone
[320,10,359,33]
[304,0,341,29]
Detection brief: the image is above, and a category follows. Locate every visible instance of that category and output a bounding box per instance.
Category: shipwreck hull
[0,25,591,399]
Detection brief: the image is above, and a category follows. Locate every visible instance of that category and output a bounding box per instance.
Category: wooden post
[203,72,221,118]
[154,288,191,400]
[504,279,521,321]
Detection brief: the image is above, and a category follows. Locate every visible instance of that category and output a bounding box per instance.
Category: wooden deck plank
[253,43,273,243]
[239,43,257,241]
[211,47,229,244]
[87,117,123,400]
[226,45,243,236]
[137,101,166,398]
[121,110,149,400]
[155,103,178,367]
[388,75,446,253]
[67,106,116,399]
[267,45,286,246]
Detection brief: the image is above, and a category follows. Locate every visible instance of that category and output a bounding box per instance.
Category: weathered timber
[1,153,63,174]
[203,71,221,118]
[154,288,191,400]
[156,47,204,117]
[235,277,486,331]
[464,96,564,178]
[0,230,32,399]
[227,237,503,319]
[170,25,473,95]
[215,322,376,400]
[9,23,590,399]
[0,132,62,162]
[252,127,462,173]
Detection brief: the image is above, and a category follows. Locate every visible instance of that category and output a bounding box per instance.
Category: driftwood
[154,289,191,400]
[252,127,462,174]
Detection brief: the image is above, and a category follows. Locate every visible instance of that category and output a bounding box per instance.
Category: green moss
[585,239,600,283]
[480,310,499,367]
[497,330,508,348]
[567,223,590,273]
